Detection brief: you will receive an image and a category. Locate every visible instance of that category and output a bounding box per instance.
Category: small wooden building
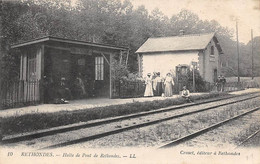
[11,36,128,103]
[136,33,224,83]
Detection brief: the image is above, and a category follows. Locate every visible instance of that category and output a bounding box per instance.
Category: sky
[128,0,260,44]
[71,0,259,44]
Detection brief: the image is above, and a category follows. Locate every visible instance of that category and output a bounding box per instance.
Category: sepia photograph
[0,0,260,163]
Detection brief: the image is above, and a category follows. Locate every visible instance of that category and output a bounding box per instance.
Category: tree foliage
[1,0,259,82]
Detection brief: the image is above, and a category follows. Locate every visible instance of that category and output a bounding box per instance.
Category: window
[180,66,188,75]
[210,46,214,55]
[95,56,104,80]
[176,65,189,76]
[28,54,36,80]
[221,61,226,67]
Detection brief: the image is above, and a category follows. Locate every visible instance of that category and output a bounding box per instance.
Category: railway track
[236,129,260,148]
[2,93,259,149]
[159,106,260,148]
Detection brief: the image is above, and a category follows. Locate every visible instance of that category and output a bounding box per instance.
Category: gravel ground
[3,96,259,149]
[239,131,260,148]
[65,98,260,149]
[179,110,260,148]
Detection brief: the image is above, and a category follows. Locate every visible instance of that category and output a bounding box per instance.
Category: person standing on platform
[220,75,226,92]
[216,76,221,92]
[75,73,86,98]
[144,73,154,97]
[164,73,175,97]
[153,72,163,96]
[43,75,54,103]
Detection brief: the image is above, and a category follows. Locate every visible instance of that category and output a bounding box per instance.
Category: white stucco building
[136,33,224,83]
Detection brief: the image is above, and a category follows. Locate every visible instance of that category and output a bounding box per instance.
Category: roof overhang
[136,49,202,54]
[11,36,128,51]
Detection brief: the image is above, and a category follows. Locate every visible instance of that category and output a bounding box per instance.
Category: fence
[112,80,145,98]
[1,79,257,108]
[1,80,41,109]
[112,80,255,99]
[209,81,258,92]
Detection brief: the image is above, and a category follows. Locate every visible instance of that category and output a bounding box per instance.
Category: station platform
[0,88,259,118]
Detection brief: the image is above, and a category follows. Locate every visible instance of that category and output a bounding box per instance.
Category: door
[93,53,110,97]
[213,69,218,82]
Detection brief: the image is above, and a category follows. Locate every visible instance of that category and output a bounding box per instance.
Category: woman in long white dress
[144,73,154,97]
[164,73,174,97]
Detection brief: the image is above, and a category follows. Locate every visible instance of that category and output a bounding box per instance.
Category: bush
[111,60,145,98]
[111,60,129,81]
[176,69,208,92]
[1,92,229,136]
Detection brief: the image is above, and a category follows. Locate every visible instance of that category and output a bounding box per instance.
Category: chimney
[179,30,184,36]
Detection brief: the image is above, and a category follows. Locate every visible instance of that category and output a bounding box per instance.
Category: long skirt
[164,82,173,97]
[154,82,163,96]
[144,83,153,97]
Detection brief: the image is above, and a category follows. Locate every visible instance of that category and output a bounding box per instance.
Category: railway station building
[136,33,224,83]
[11,36,128,103]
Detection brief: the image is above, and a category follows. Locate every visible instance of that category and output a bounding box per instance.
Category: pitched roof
[11,36,128,51]
[136,33,223,54]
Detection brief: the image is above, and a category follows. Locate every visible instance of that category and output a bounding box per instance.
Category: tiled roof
[136,33,222,53]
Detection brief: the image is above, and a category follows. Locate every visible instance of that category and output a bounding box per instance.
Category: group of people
[43,73,94,104]
[144,72,174,97]
[144,72,193,102]
[144,72,180,97]
[216,75,226,92]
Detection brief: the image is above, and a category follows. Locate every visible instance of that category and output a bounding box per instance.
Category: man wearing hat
[216,76,222,92]
[220,75,226,92]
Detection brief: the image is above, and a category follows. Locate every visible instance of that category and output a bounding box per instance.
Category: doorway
[93,53,110,97]
[213,69,218,82]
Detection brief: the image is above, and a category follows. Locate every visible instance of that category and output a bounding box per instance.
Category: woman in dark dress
[153,72,163,96]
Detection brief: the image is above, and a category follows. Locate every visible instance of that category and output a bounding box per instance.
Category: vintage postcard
[0,0,259,163]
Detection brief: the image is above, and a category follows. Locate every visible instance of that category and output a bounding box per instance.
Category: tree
[149,8,170,37]
[1,0,257,83]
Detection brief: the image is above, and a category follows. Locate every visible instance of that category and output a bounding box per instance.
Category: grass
[0,92,229,136]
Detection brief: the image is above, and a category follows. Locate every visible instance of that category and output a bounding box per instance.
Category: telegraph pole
[191,61,197,92]
[0,0,3,110]
[193,66,195,92]
[236,20,240,83]
[251,29,254,80]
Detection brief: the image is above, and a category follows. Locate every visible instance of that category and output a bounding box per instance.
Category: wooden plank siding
[9,36,127,107]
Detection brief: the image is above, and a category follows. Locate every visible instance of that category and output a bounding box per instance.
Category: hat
[183,86,187,89]
[61,77,66,80]
[147,73,151,76]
